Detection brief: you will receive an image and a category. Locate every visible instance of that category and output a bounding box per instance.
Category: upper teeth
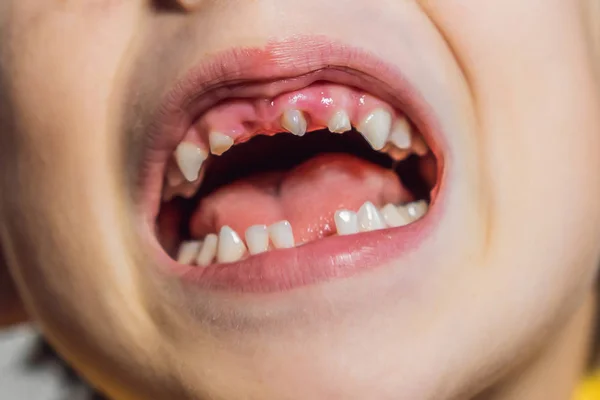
[175,200,428,267]
[166,105,429,196]
[389,117,412,150]
[357,108,393,151]
[209,131,234,156]
[281,109,308,137]
[175,142,208,182]
[327,110,352,133]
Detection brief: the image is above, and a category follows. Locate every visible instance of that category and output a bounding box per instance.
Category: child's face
[1,1,600,399]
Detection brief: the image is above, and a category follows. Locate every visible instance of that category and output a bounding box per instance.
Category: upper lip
[141,36,448,292]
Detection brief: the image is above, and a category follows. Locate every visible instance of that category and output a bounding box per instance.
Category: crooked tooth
[281,109,307,136]
[381,204,411,228]
[334,210,359,235]
[268,220,295,249]
[245,225,269,255]
[209,131,234,156]
[357,109,392,151]
[405,200,429,221]
[357,201,386,232]
[217,226,246,263]
[196,233,218,267]
[327,110,351,133]
[176,240,202,264]
[389,117,412,150]
[175,142,208,182]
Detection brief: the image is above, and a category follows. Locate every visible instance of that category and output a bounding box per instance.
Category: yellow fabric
[574,375,600,400]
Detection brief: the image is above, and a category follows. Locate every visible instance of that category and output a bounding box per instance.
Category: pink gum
[184,83,399,146]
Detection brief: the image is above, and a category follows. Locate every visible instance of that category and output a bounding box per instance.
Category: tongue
[190,154,412,244]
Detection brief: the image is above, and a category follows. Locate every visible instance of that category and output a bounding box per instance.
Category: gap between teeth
[174,200,429,267]
[167,107,427,195]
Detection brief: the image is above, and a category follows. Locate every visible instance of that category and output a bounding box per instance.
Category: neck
[481,292,595,400]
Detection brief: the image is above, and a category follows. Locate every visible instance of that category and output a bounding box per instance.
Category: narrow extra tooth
[281,109,307,136]
[381,204,411,228]
[404,200,429,221]
[175,142,208,182]
[334,210,359,235]
[245,225,269,255]
[176,241,202,265]
[196,233,218,267]
[389,117,412,150]
[209,131,234,156]
[357,201,386,232]
[357,108,392,151]
[268,220,295,249]
[327,110,351,133]
[217,226,247,263]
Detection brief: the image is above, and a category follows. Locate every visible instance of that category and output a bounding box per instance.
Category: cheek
[0,0,149,328]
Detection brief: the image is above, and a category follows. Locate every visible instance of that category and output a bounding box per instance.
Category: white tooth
[412,135,429,156]
[381,204,411,228]
[209,131,234,155]
[245,225,269,255]
[405,200,429,221]
[357,201,386,232]
[268,220,295,249]
[327,110,351,133]
[281,109,307,136]
[357,109,392,151]
[217,226,246,263]
[176,240,202,265]
[175,142,208,182]
[196,233,218,267]
[334,210,359,235]
[389,117,412,150]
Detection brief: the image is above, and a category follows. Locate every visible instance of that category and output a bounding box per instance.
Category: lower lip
[151,197,442,293]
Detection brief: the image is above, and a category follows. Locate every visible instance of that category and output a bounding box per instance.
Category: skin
[1,0,600,399]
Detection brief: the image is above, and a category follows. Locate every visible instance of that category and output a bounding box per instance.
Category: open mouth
[142,41,445,291]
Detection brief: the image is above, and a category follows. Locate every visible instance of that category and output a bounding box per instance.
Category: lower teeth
[174,199,429,267]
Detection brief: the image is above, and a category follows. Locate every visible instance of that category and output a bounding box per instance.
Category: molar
[166,161,185,187]
[357,109,392,151]
[281,109,307,137]
[209,131,234,156]
[412,135,429,156]
[327,110,352,133]
[404,200,429,221]
[381,204,411,228]
[175,142,208,182]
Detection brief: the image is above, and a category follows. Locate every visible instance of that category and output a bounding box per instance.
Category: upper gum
[184,82,400,148]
